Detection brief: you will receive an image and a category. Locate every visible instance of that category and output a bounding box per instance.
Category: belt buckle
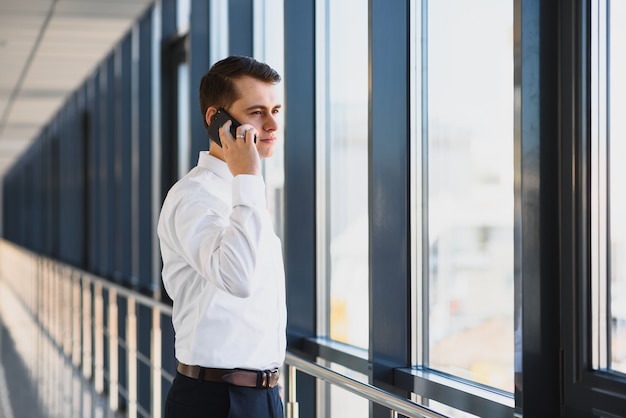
[256,369,278,389]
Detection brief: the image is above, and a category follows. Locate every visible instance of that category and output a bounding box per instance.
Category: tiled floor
[0,281,120,418]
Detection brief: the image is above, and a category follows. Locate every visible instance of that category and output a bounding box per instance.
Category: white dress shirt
[158,152,286,370]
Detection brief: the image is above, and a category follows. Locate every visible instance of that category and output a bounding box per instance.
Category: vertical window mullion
[284,0,318,414]
[370,0,411,410]
[590,0,609,371]
[314,0,330,340]
[607,0,626,376]
[419,0,430,369]
[410,0,426,369]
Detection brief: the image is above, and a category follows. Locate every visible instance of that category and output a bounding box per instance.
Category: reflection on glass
[426,1,514,391]
[325,0,369,348]
[329,363,369,416]
[609,0,626,374]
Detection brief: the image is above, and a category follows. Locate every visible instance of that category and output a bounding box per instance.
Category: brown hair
[199,55,281,132]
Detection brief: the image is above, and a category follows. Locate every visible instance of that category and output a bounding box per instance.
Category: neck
[208,143,225,161]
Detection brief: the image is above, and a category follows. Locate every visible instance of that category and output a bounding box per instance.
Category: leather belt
[177,363,280,389]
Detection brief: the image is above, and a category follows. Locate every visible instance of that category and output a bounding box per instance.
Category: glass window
[608,0,626,375]
[177,62,190,178]
[329,363,368,416]
[317,0,369,348]
[421,0,515,392]
[175,0,191,178]
[254,0,286,238]
[592,0,626,375]
[177,0,191,34]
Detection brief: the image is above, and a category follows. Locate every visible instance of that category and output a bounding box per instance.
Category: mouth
[258,137,276,145]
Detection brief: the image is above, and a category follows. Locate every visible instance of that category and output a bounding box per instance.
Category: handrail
[284,352,447,418]
[0,240,172,418]
[0,239,451,418]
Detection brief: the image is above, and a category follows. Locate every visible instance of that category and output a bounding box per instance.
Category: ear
[205,106,218,127]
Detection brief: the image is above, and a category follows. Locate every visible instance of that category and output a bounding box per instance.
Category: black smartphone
[207,108,241,147]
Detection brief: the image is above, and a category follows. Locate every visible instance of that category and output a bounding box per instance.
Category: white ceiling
[0,0,154,177]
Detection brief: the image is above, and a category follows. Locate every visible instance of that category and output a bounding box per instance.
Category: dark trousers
[165,372,284,418]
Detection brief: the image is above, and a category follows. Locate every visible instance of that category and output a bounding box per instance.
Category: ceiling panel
[0,0,154,177]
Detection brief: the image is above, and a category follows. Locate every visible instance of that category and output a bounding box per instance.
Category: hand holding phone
[207,108,241,147]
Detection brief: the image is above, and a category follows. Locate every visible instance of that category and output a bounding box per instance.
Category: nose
[264,114,278,133]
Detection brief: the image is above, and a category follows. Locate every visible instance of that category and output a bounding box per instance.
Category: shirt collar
[197,151,233,180]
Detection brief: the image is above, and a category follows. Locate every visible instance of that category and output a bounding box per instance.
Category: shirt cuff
[232,174,266,208]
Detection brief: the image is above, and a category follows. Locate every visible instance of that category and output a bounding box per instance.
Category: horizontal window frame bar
[298,336,515,417]
[295,337,369,374]
[395,367,514,417]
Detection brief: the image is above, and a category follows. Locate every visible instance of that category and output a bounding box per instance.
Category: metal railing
[284,352,446,418]
[0,239,446,418]
[0,240,173,418]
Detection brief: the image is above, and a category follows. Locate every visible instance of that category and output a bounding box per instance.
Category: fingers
[241,127,257,144]
[219,121,251,149]
[216,120,231,149]
[220,120,260,175]
[231,124,258,145]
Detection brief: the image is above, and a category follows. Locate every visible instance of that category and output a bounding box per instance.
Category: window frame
[282,0,626,417]
[561,0,626,415]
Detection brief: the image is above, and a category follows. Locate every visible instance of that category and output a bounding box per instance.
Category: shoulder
[163,168,231,216]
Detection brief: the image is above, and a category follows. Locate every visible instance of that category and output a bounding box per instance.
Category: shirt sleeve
[160,174,269,298]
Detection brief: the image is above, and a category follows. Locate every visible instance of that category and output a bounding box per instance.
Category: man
[158,55,286,418]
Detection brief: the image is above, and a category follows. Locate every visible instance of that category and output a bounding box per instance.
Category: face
[226,76,281,160]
